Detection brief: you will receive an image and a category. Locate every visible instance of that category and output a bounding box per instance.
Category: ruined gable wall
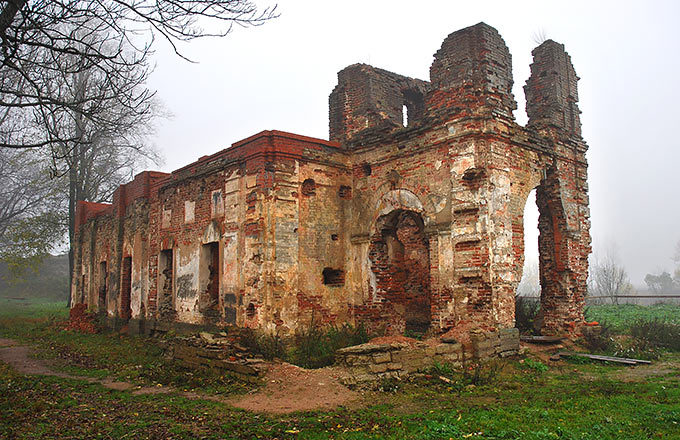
[330,22,591,336]
[75,214,117,315]
[72,172,168,319]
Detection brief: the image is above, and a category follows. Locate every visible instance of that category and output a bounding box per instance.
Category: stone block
[499,327,519,338]
[221,361,257,376]
[500,341,519,352]
[387,362,403,371]
[442,352,460,362]
[435,342,462,355]
[337,343,392,355]
[473,339,493,351]
[369,363,388,373]
[373,352,391,364]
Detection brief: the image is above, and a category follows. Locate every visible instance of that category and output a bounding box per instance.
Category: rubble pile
[169,331,266,382]
[64,303,98,334]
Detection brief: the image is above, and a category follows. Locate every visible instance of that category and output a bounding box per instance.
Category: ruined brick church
[72,23,591,338]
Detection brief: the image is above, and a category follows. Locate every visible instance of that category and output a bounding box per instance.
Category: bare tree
[38,24,164,304]
[589,250,633,304]
[1,21,162,307]
[0,148,66,274]
[0,0,277,152]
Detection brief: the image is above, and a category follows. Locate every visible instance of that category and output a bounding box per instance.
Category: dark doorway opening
[98,262,107,314]
[120,257,132,320]
[201,242,220,314]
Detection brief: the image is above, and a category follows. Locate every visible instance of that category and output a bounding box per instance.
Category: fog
[146,0,680,287]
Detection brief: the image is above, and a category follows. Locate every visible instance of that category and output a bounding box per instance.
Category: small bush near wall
[515,296,540,334]
[291,324,369,369]
[240,324,370,368]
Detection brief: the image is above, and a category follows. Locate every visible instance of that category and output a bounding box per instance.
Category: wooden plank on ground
[554,351,652,365]
[520,335,564,344]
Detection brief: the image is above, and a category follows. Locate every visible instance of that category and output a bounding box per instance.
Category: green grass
[0,297,68,319]
[1,302,679,439]
[1,354,679,439]
[585,303,680,333]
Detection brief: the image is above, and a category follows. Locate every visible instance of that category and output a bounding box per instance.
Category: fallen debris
[550,351,652,365]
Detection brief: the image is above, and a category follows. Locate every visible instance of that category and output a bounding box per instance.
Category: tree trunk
[67,144,77,307]
[67,72,87,307]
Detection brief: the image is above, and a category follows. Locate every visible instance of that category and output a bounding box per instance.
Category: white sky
[147,0,680,287]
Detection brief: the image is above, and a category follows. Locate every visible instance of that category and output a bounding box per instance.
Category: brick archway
[368,209,431,334]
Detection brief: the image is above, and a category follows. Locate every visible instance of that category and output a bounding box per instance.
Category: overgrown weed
[290,322,369,369]
[630,318,680,351]
[515,296,540,334]
[240,322,370,368]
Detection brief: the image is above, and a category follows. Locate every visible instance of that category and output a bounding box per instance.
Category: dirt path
[0,338,359,414]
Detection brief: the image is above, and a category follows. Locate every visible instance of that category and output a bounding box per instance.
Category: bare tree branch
[0,0,277,150]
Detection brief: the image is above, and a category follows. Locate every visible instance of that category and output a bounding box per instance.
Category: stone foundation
[336,328,519,385]
[168,333,266,383]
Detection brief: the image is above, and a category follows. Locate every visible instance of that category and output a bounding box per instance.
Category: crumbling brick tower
[330,22,591,335]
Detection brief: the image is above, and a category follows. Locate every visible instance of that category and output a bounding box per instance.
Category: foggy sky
[146,0,680,287]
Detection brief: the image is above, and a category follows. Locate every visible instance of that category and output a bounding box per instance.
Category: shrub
[582,321,662,360]
[238,328,287,361]
[290,323,369,369]
[430,361,455,377]
[630,319,680,351]
[582,322,616,353]
[239,323,370,368]
[522,358,549,372]
[515,296,540,334]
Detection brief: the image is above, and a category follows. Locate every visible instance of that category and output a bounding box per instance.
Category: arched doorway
[368,209,431,334]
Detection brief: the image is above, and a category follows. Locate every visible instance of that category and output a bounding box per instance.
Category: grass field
[1,302,679,439]
[585,303,680,333]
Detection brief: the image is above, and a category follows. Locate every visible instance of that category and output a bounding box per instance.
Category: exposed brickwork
[71,23,591,342]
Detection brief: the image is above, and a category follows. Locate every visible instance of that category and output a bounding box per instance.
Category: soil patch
[0,338,17,347]
[230,363,359,414]
[0,344,77,378]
